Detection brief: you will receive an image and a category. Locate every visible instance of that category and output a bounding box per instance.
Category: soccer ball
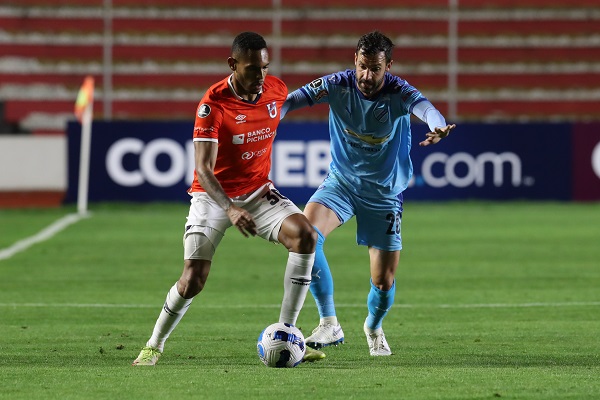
[257,322,305,368]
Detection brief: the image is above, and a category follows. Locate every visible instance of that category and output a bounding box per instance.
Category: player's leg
[363,248,398,356]
[302,203,346,348]
[247,184,324,362]
[356,194,402,356]
[249,184,317,326]
[276,212,316,325]
[277,212,327,362]
[146,258,211,348]
[301,176,353,348]
[367,248,398,329]
[133,194,227,366]
[132,254,213,366]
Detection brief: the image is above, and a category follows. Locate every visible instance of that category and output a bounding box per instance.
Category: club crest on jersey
[373,102,389,123]
[232,134,245,144]
[267,102,278,119]
[198,104,211,118]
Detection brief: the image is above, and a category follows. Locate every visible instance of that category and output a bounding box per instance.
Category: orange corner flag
[74,75,95,122]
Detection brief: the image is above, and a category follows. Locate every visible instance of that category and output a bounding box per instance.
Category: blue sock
[309,227,336,318]
[365,279,395,330]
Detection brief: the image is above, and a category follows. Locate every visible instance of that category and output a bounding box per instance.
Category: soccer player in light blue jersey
[281,31,456,356]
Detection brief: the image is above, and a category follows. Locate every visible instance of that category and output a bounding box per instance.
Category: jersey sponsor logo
[235,114,247,124]
[241,147,269,160]
[267,102,278,118]
[309,78,324,89]
[194,126,215,134]
[341,136,381,152]
[232,134,245,144]
[373,102,389,123]
[232,129,275,145]
[246,127,275,142]
[197,104,211,118]
[344,128,391,145]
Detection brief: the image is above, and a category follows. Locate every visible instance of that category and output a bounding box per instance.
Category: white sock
[146,283,193,352]
[320,316,338,326]
[279,252,315,326]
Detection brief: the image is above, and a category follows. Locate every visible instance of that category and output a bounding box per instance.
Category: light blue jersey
[298,69,427,197]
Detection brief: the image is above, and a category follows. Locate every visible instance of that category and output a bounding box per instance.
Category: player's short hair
[356,31,394,63]
[231,32,268,57]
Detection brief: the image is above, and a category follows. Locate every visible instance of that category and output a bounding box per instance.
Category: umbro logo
[235,114,247,124]
[291,277,311,286]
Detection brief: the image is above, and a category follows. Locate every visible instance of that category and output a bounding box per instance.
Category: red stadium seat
[0,0,598,134]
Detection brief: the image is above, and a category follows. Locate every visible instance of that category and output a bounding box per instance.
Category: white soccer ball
[257,322,306,368]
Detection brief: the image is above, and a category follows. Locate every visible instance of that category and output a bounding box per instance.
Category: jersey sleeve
[412,100,448,130]
[193,95,223,142]
[298,74,334,106]
[399,80,428,114]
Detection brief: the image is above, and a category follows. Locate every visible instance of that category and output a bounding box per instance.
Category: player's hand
[419,124,456,146]
[226,204,257,237]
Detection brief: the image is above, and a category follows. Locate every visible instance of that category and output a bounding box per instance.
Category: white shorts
[183,182,302,260]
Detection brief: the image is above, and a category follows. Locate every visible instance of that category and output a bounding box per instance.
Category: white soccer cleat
[364,323,392,356]
[305,322,345,349]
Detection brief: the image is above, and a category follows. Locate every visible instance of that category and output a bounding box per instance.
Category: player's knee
[279,216,317,253]
[371,276,395,291]
[294,222,317,253]
[308,226,318,250]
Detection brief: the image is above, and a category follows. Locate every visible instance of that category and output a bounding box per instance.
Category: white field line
[0,301,598,309]
[0,212,89,261]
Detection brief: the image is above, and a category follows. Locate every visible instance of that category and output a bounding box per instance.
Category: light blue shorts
[307,173,404,251]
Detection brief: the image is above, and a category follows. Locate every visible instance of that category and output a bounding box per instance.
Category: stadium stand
[0,0,599,134]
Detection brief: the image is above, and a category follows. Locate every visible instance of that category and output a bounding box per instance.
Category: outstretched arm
[418,124,456,146]
[280,88,311,120]
[412,100,456,146]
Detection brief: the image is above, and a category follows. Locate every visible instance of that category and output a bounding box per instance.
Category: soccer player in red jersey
[133,32,323,366]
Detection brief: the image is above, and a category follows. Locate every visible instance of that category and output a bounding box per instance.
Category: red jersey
[188,74,287,197]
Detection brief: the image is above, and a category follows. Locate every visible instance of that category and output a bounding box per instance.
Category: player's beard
[358,76,384,97]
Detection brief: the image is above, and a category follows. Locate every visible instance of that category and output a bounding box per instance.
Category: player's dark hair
[231,32,267,56]
[356,31,394,63]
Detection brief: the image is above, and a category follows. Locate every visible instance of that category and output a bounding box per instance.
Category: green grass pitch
[0,201,599,399]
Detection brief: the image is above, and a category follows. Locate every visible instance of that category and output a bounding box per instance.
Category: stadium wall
[53,121,600,204]
[0,135,67,207]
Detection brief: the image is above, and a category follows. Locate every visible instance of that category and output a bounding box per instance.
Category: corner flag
[74,76,95,215]
[75,76,95,122]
